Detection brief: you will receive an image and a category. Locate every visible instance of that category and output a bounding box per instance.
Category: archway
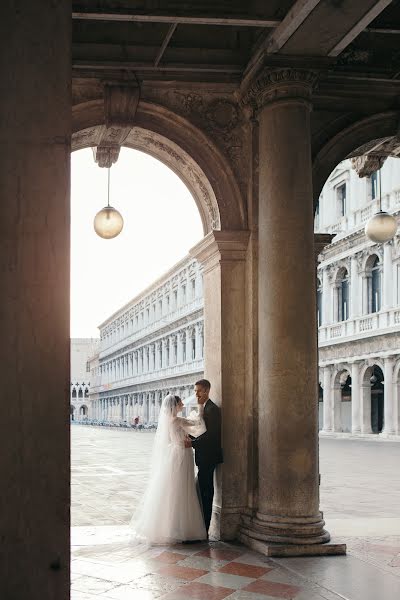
[360,363,385,434]
[312,111,400,206]
[71,106,249,539]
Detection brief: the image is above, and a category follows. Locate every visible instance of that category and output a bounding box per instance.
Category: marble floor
[71,426,400,599]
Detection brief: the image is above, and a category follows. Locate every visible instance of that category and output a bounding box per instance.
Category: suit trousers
[197,464,216,533]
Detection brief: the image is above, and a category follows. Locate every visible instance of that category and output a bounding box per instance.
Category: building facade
[317,157,400,438]
[89,158,400,440]
[89,256,204,425]
[70,338,99,421]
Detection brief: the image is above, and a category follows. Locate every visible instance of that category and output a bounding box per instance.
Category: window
[337,183,346,217]
[173,290,178,309]
[146,308,149,322]
[86,361,90,372]
[341,276,349,321]
[182,285,186,304]
[182,338,186,362]
[317,279,322,327]
[72,388,77,398]
[371,257,382,313]
[191,279,196,298]
[191,336,196,360]
[370,171,378,200]
[78,388,83,398]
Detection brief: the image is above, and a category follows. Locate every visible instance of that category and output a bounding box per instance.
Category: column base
[240,512,331,547]
[238,531,346,557]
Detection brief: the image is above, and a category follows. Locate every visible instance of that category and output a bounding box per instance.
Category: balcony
[97,358,204,393]
[99,297,204,358]
[318,307,400,345]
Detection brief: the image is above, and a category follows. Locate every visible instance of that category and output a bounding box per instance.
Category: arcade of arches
[3,2,400,598]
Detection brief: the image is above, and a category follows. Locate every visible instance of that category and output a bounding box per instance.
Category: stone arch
[313,111,400,206]
[72,100,246,234]
[360,362,385,434]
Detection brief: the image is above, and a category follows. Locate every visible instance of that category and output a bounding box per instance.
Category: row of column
[100,323,203,383]
[321,357,399,435]
[91,385,194,423]
[101,269,203,348]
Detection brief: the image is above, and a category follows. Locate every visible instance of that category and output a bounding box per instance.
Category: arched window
[72,387,77,398]
[78,387,83,398]
[84,387,89,398]
[371,256,382,313]
[182,337,186,362]
[317,278,323,327]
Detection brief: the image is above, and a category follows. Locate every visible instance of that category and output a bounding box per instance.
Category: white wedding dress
[129,395,207,544]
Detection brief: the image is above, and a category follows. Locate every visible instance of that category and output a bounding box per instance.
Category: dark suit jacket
[191,399,223,468]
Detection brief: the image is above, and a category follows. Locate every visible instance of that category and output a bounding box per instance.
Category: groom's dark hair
[195,379,211,392]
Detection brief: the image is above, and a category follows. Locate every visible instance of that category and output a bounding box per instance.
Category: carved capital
[241,68,318,110]
[351,155,387,178]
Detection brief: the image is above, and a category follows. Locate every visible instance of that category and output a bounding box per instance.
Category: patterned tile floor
[71,426,400,599]
[71,530,328,600]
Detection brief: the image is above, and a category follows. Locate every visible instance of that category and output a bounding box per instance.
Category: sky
[70,148,204,338]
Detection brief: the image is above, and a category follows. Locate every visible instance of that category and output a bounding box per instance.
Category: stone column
[195,323,202,360]
[350,255,360,318]
[0,2,71,597]
[177,332,184,364]
[383,242,393,310]
[322,366,334,432]
[239,69,333,553]
[351,362,361,433]
[383,357,395,434]
[190,230,250,540]
[322,268,331,325]
[361,382,373,434]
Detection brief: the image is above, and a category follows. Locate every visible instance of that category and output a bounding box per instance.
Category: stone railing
[324,189,400,236]
[97,358,204,392]
[319,306,400,343]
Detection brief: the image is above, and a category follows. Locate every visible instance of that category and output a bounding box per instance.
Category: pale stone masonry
[317,157,400,437]
[88,157,400,440]
[88,256,204,424]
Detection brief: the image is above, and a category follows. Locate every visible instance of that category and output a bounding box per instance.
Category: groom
[185,379,223,534]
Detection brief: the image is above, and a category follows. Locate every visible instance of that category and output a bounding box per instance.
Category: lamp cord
[107,167,110,208]
[378,157,383,212]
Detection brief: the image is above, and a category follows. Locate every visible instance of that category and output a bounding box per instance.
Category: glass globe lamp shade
[94,206,124,239]
[365,211,397,244]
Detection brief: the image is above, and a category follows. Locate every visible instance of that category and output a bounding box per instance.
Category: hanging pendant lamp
[94,166,124,239]
[365,158,397,243]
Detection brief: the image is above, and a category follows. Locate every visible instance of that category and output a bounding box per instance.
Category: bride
[130,393,207,544]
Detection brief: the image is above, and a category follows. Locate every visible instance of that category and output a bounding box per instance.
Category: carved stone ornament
[93,144,121,168]
[241,68,319,110]
[125,127,221,230]
[351,155,387,178]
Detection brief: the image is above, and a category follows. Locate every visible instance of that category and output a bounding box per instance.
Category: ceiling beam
[72,11,281,28]
[154,23,177,67]
[328,0,393,57]
[72,60,243,74]
[242,0,322,90]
